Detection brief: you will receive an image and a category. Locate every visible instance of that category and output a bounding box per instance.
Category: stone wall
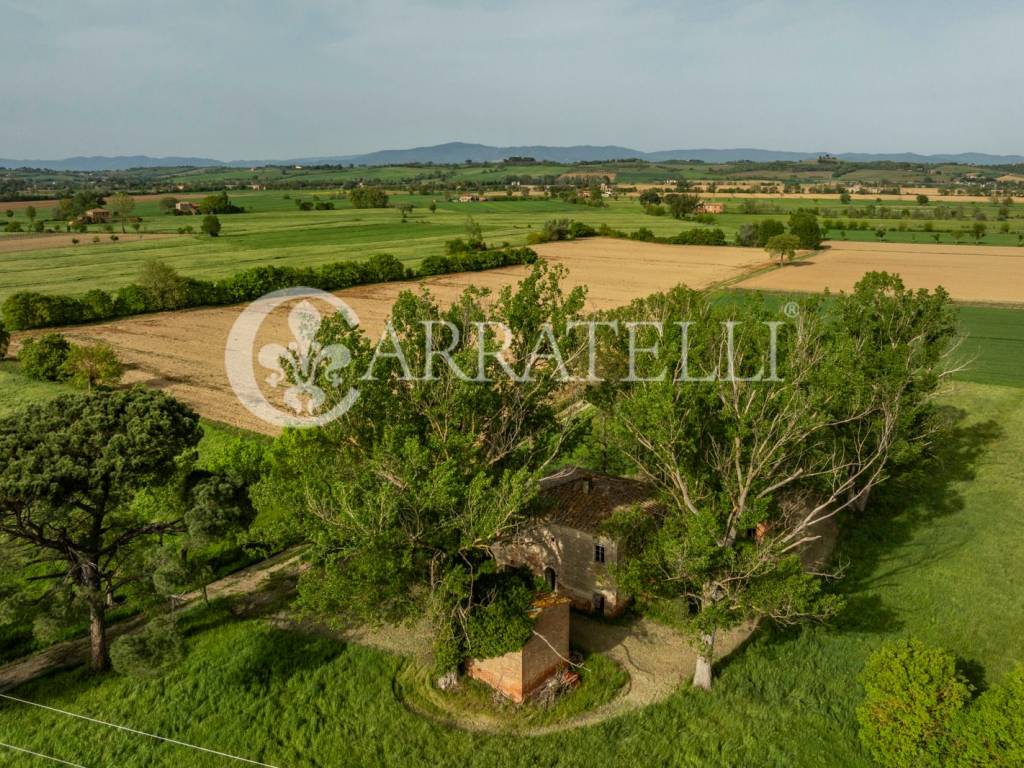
[494,523,625,615]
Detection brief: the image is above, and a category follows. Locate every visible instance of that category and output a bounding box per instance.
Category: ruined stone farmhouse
[493,467,659,617]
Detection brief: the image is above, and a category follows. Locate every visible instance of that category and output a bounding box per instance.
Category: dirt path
[0,232,177,254]
[0,515,839,736]
[341,514,840,735]
[0,549,302,693]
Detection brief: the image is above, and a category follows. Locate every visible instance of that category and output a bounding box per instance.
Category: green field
[0,360,72,419]
[0,378,1019,767]
[2,190,1023,303]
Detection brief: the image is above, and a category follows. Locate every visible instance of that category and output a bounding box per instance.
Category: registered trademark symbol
[783,302,800,318]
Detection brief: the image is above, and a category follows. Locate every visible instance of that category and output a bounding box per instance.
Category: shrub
[60,342,123,390]
[527,219,598,244]
[638,189,662,206]
[349,188,389,208]
[418,254,455,277]
[110,616,185,678]
[138,261,187,311]
[667,227,727,246]
[949,665,1024,768]
[857,639,972,768]
[197,192,243,214]
[463,569,536,660]
[1,292,85,330]
[0,319,8,359]
[735,223,758,247]
[445,236,487,255]
[113,284,156,316]
[363,253,406,283]
[81,289,116,321]
[201,215,221,237]
[19,333,72,381]
[2,247,537,331]
[755,218,785,247]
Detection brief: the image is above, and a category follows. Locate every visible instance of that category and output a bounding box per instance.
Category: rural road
[1,517,837,736]
[0,549,302,693]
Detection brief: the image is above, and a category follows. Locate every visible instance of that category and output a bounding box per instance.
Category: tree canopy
[0,389,212,670]
[663,192,701,219]
[61,342,124,390]
[257,262,588,674]
[765,233,801,265]
[594,273,957,689]
[108,192,135,233]
[788,209,823,249]
[349,188,389,209]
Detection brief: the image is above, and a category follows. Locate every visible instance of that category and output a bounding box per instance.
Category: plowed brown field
[0,232,176,254]
[12,238,767,433]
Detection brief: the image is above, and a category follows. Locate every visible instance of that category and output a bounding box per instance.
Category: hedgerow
[1,247,537,331]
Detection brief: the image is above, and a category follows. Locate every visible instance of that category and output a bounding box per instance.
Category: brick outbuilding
[465,594,571,703]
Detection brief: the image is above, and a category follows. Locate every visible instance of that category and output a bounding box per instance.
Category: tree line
[1,245,539,331]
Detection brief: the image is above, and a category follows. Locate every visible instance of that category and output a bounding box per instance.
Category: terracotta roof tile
[537,467,659,534]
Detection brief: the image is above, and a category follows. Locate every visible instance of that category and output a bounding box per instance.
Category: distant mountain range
[2,142,1023,171]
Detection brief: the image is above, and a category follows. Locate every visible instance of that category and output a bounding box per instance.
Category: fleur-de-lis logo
[257,300,351,415]
[226,288,361,429]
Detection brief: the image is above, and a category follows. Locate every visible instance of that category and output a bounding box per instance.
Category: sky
[2,0,1022,160]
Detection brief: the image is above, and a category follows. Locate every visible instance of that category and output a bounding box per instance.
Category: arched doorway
[543,567,557,592]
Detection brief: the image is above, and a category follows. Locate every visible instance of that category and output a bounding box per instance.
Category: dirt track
[736,240,1024,304]
[12,238,767,434]
[0,550,301,693]
[0,232,176,254]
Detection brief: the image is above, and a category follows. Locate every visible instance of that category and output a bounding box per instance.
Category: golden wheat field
[736,241,1024,304]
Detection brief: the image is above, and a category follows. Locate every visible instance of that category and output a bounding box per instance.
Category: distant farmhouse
[68,208,111,227]
[696,201,724,214]
[83,208,110,223]
[494,467,659,617]
[175,201,199,215]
